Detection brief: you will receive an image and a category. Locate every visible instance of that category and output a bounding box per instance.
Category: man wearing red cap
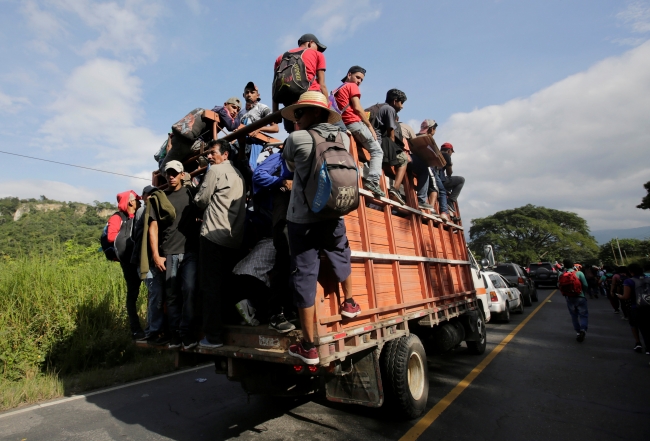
[440,142,465,211]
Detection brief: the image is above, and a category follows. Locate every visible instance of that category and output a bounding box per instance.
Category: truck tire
[380,334,429,419]
[466,311,487,355]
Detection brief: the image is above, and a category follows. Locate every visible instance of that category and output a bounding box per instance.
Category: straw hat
[280,91,341,124]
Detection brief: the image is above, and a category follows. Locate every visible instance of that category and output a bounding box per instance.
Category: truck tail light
[293,365,304,373]
[490,291,498,302]
[518,277,524,284]
[307,365,318,373]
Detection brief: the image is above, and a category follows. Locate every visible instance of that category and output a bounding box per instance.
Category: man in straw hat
[280,91,361,364]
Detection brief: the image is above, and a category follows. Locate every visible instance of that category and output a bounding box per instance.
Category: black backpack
[100,212,135,262]
[272,50,314,106]
[300,130,359,216]
[364,103,385,127]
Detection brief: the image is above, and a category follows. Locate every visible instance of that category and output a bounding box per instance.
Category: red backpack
[559,271,582,297]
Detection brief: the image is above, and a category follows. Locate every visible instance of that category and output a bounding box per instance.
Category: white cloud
[0,91,30,113]
[436,41,650,231]
[278,0,381,49]
[39,58,163,173]
[617,1,650,33]
[53,0,162,61]
[0,180,99,203]
[21,0,67,55]
[184,0,204,15]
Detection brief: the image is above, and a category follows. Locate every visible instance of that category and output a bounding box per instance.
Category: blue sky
[1,0,649,231]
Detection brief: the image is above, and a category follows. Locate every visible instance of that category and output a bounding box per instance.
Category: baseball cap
[341,65,366,83]
[298,33,326,52]
[164,160,184,173]
[142,185,157,195]
[225,97,242,109]
[419,119,438,134]
[440,142,454,152]
[243,82,261,101]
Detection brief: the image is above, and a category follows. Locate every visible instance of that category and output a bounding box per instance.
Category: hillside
[591,226,650,245]
[0,196,116,257]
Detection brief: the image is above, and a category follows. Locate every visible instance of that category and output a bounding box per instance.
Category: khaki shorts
[395,151,409,167]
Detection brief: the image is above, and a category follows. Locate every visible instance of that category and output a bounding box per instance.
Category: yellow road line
[400,290,557,441]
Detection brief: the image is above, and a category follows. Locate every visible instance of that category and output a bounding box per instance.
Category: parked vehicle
[140,113,487,420]
[494,263,537,305]
[482,271,524,323]
[528,262,559,288]
[468,250,492,323]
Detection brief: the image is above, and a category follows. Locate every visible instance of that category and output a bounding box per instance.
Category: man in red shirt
[333,65,385,198]
[273,33,328,133]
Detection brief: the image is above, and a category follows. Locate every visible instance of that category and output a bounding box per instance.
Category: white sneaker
[235,299,260,326]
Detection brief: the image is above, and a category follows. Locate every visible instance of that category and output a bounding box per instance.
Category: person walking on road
[618,263,650,355]
[558,258,589,342]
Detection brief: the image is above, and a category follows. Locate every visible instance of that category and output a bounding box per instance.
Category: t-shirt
[239,102,272,125]
[275,48,326,93]
[283,123,350,224]
[333,82,361,125]
[623,277,641,308]
[400,123,417,153]
[372,104,398,145]
[150,187,199,255]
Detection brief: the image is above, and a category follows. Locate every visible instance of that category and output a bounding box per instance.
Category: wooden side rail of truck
[140,111,487,420]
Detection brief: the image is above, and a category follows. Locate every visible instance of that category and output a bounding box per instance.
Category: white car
[468,249,492,323]
[483,271,524,323]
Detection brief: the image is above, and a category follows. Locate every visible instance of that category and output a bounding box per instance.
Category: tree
[637,181,650,210]
[469,204,598,265]
[598,238,650,267]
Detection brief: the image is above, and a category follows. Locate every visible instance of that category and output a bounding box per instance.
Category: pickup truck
[140,111,487,420]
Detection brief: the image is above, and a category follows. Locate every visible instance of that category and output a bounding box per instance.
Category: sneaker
[418,201,435,211]
[362,178,386,198]
[576,330,586,342]
[199,336,224,349]
[341,300,361,318]
[288,341,320,365]
[236,299,260,327]
[182,335,198,350]
[132,330,146,341]
[440,212,450,221]
[149,334,170,346]
[634,343,643,353]
[168,334,182,349]
[388,187,406,205]
[269,313,296,333]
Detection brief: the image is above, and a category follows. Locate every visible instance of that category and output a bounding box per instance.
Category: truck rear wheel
[380,334,429,419]
[466,311,487,355]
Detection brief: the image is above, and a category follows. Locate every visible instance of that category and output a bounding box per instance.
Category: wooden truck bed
[144,111,476,368]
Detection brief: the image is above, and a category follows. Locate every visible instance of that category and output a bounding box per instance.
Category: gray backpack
[301,130,359,216]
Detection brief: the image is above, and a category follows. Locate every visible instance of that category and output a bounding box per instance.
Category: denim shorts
[287,218,352,308]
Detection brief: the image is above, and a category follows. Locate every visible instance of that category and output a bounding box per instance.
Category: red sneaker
[341,300,361,318]
[288,342,320,365]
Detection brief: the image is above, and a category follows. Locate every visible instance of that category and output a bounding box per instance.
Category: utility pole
[616,238,624,265]
[610,241,618,265]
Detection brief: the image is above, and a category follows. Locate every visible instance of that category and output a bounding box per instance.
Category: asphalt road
[1,289,649,441]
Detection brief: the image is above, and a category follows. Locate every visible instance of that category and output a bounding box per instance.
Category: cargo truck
[140,111,487,419]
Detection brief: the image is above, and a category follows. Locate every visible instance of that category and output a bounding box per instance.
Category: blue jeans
[408,152,431,204]
[429,168,448,213]
[347,122,383,183]
[566,296,588,332]
[143,252,197,336]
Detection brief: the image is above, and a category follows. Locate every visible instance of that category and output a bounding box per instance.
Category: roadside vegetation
[0,198,175,411]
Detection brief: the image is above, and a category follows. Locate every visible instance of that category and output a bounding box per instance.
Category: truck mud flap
[325,348,383,408]
[460,309,481,342]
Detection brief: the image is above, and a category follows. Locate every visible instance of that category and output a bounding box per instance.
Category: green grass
[0,242,175,411]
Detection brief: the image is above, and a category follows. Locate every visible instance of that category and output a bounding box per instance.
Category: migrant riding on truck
[136,100,487,419]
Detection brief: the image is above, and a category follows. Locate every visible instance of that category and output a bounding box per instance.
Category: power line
[0,149,150,181]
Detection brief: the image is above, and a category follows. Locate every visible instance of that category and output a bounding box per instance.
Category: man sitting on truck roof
[212,97,242,132]
[333,65,385,198]
[417,120,450,220]
[281,91,361,365]
[273,33,328,134]
[239,81,279,171]
[368,89,410,205]
[440,142,465,215]
[398,119,435,212]
[194,139,247,349]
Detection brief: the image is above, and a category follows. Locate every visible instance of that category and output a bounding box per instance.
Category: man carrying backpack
[281,91,361,365]
[332,65,385,198]
[273,33,328,133]
[612,266,630,319]
[105,190,145,340]
[558,258,589,342]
